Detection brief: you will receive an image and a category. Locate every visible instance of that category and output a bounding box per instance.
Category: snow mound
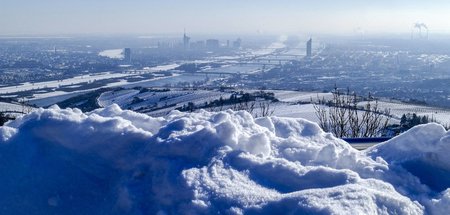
[0,104,448,214]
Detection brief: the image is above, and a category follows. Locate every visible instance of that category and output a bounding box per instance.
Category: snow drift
[0,104,448,214]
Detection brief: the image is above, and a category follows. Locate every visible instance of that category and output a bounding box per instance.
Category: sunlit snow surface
[0,105,449,214]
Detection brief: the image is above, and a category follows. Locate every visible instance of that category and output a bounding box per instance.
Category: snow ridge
[0,105,448,214]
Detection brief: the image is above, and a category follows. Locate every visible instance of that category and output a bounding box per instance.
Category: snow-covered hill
[0,101,36,118]
[96,88,412,125]
[97,88,233,115]
[0,105,448,214]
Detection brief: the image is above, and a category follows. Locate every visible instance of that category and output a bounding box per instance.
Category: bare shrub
[313,88,390,138]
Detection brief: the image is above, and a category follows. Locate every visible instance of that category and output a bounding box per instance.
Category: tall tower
[183,29,190,50]
[123,48,131,63]
[306,38,312,57]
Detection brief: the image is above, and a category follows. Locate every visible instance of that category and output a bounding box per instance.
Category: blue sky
[1,0,450,35]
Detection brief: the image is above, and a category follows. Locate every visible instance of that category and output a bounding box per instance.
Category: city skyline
[2,0,450,36]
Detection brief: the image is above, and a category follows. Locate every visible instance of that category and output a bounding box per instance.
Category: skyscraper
[183,29,190,50]
[306,38,312,57]
[233,38,242,48]
[206,39,220,50]
[123,48,131,63]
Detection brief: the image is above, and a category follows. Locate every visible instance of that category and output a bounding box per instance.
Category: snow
[272,103,319,122]
[97,89,140,107]
[142,64,180,72]
[97,89,232,114]
[0,102,35,118]
[366,124,450,193]
[375,101,450,125]
[0,102,28,113]
[0,105,449,214]
[273,91,333,103]
[0,69,179,105]
[0,72,129,96]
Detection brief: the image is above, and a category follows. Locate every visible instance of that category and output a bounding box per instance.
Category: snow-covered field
[375,101,450,125]
[202,64,264,74]
[0,105,448,214]
[0,72,130,95]
[97,89,324,117]
[274,90,450,125]
[97,88,450,127]
[0,66,184,107]
[0,102,27,113]
[98,89,232,115]
[273,90,333,103]
[142,64,180,72]
[0,102,36,118]
[272,103,319,122]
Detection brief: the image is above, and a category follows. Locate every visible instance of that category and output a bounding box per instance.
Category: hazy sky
[2,0,450,35]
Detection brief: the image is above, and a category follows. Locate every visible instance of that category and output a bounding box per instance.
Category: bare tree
[254,101,275,118]
[232,100,256,115]
[19,97,33,114]
[313,88,390,138]
[207,92,275,118]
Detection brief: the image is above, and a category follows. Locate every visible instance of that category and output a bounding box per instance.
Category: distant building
[233,38,242,48]
[183,30,190,50]
[306,38,312,57]
[123,48,131,62]
[206,39,220,50]
[158,42,174,49]
[190,41,205,49]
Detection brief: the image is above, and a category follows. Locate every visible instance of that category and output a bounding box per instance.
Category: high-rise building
[306,38,312,57]
[183,30,190,50]
[190,41,205,49]
[233,38,242,48]
[123,48,131,62]
[206,39,220,50]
